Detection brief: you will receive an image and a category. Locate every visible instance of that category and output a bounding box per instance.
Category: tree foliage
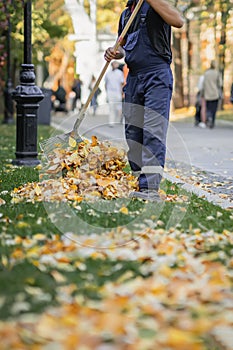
[0,0,72,95]
[96,0,125,33]
[187,0,232,91]
[1,0,233,105]
[0,1,20,91]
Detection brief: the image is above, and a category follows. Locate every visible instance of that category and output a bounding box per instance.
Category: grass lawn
[0,122,232,349]
[217,105,233,122]
[172,103,233,122]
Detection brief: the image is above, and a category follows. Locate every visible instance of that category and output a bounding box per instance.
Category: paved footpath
[50,109,233,209]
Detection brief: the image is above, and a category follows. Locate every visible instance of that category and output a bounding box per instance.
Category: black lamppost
[12,0,44,166]
[3,0,14,124]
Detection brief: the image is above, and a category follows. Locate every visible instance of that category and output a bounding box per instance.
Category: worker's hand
[104,47,118,62]
[104,46,125,62]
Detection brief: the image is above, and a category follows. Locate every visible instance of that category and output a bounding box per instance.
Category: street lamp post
[12,0,44,166]
[3,0,14,124]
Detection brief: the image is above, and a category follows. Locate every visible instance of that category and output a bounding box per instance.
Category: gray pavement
[50,108,233,208]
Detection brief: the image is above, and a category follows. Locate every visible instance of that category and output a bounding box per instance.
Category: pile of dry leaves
[11,136,138,203]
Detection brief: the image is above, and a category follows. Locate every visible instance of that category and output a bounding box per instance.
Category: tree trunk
[172,31,184,109]
[218,4,228,109]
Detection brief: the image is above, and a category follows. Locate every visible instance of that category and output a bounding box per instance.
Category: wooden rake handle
[73,0,144,132]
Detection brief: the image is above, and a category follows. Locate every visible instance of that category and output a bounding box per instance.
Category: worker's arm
[146,0,184,28]
[104,0,184,62]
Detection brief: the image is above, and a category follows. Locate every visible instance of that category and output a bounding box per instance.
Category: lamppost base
[2,118,14,125]
[12,158,40,167]
[12,63,44,167]
[2,117,15,125]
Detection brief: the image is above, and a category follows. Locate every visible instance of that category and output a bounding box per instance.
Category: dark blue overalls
[122,2,173,191]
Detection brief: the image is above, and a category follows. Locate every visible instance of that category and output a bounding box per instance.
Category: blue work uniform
[119,1,173,191]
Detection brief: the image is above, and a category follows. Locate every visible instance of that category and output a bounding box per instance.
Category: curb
[164,173,232,210]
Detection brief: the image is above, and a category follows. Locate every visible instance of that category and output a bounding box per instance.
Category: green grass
[0,121,232,236]
[0,122,232,324]
[0,123,232,233]
[217,106,233,121]
[173,104,233,122]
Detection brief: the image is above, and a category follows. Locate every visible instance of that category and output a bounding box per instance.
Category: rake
[40,0,144,156]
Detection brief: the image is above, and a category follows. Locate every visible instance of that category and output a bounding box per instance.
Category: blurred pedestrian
[104,0,184,201]
[123,63,129,88]
[194,74,206,128]
[72,76,82,112]
[230,82,233,104]
[104,61,124,126]
[52,79,67,112]
[202,60,222,129]
[88,75,101,116]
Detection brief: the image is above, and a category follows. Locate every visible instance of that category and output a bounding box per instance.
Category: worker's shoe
[129,189,162,202]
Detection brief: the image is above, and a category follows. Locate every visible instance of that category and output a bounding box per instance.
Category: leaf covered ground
[0,124,232,350]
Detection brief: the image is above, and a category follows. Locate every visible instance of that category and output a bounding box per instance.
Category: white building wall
[64,0,119,107]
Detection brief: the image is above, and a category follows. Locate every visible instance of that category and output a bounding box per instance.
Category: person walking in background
[104,61,124,126]
[202,60,222,129]
[52,79,67,112]
[123,63,129,88]
[230,82,233,104]
[194,74,206,128]
[88,75,101,116]
[104,0,184,201]
[72,76,82,112]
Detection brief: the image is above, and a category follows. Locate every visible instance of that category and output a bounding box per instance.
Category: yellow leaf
[35,164,42,170]
[51,270,67,282]
[159,265,172,277]
[91,135,98,147]
[74,195,84,202]
[16,221,30,229]
[0,198,6,206]
[90,252,104,259]
[69,137,77,148]
[16,214,24,220]
[15,236,23,244]
[57,256,70,263]
[11,197,23,204]
[96,178,116,187]
[166,328,196,346]
[157,241,174,255]
[119,206,129,215]
[35,184,41,196]
[1,255,8,266]
[34,234,47,241]
[12,248,24,259]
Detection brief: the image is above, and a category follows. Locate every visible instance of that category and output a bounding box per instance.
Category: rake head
[40,131,83,158]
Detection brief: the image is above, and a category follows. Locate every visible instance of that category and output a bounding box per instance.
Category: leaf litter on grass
[0,220,233,349]
[8,136,192,244]
[1,135,233,349]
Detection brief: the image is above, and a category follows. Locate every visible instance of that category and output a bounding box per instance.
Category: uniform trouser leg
[206,100,218,126]
[124,68,173,190]
[124,76,144,175]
